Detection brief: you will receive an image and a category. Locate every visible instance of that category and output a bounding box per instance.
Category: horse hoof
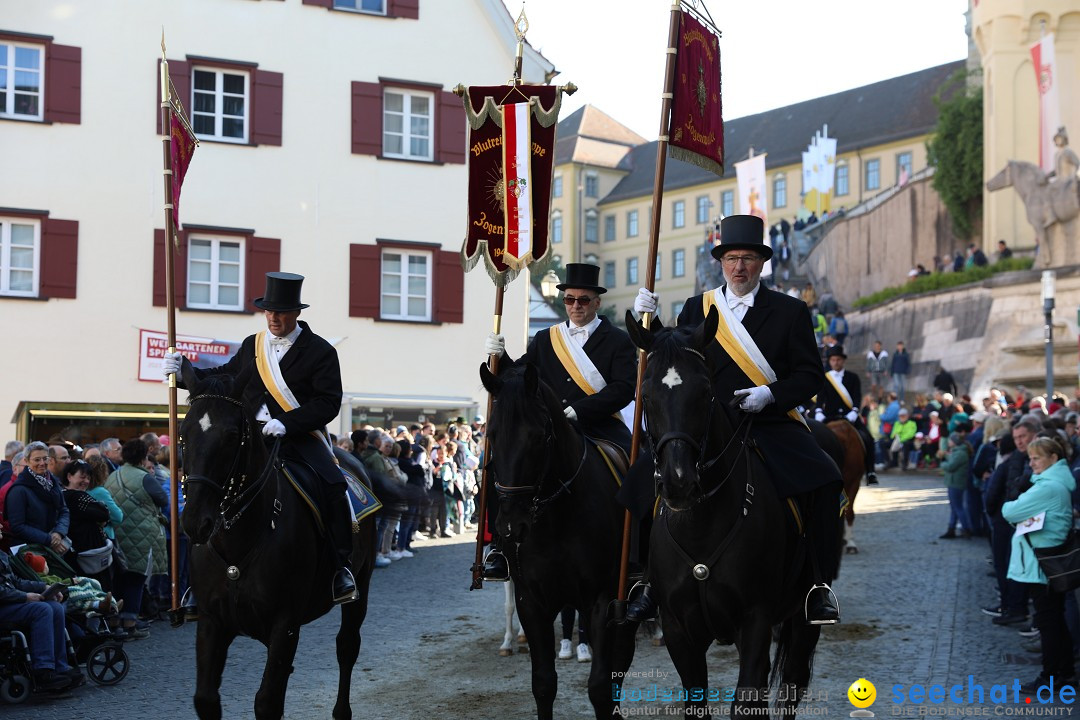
[499,648,513,657]
[517,632,527,644]
[518,644,530,654]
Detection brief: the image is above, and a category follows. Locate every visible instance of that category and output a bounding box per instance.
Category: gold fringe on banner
[670,144,725,176]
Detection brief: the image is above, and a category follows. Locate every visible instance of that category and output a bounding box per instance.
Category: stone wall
[799,176,957,308]
[847,267,1080,403]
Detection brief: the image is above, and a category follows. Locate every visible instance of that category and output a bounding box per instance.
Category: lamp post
[540,269,560,303]
[1042,270,1056,399]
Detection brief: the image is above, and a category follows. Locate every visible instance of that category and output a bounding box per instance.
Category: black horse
[479,363,638,720]
[625,309,836,716]
[178,361,376,720]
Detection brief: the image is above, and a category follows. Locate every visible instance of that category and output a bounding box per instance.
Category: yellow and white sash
[255,331,336,458]
[702,290,808,428]
[824,371,854,410]
[548,325,635,430]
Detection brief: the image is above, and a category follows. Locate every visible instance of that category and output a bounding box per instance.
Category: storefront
[11,401,186,445]
[346,393,479,432]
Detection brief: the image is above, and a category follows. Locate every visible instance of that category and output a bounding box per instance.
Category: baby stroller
[9,546,129,689]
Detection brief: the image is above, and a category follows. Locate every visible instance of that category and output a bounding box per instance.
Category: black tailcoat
[192,320,344,485]
[505,316,636,454]
[816,370,862,420]
[675,287,839,497]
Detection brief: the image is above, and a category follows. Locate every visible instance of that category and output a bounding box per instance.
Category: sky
[502,0,971,141]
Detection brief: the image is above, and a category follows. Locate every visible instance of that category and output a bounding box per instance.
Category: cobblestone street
[12,471,1076,718]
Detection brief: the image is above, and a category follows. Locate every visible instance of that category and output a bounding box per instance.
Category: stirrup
[625,581,659,623]
[482,549,510,582]
[333,568,359,605]
[804,583,840,625]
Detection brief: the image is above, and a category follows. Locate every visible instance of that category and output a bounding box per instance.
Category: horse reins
[491,415,589,520]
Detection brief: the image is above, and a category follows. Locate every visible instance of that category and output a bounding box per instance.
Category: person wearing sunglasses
[481,263,637,580]
[629,214,843,625]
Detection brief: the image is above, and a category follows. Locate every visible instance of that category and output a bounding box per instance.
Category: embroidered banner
[168,78,197,230]
[501,101,534,269]
[669,11,724,176]
[460,85,561,286]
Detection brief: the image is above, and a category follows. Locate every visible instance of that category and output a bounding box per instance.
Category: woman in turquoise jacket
[1002,437,1077,693]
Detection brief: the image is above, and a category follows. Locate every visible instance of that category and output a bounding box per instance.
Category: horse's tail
[768,617,818,696]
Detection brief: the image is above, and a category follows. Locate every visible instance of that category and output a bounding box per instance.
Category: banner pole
[617,0,683,609]
[471,284,505,590]
[160,36,182,617]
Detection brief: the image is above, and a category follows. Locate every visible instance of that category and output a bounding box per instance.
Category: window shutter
[246,236,281,312]
[349,244,381,318]
[152,229,189,308]
[433,249,463,324]
[388,0,419,19]
[39,218,78,299]
[251,70,284,146]
[156,59,191,134]
[302,0,333,6]
[44,43,81,124]
[351,82,382,156]
[437,90,466,165]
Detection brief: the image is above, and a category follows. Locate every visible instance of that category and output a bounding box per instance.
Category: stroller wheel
[86,642,129,686]
[0,675,31,704]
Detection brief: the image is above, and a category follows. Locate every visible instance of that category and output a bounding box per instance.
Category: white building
[1,0,553,442]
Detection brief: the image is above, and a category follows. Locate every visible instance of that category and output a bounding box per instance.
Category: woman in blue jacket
[1002,437,1077,693]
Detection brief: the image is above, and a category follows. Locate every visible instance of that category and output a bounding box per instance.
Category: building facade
[0,0,552,442]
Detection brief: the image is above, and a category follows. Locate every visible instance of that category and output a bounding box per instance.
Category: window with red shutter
[350,242,461,324]
[352,80,463,164]
[152,228,189,309]
[251,70,283,146]
[351,82,382,156]
[246,236,281,312]
[44,43,80,124]
[349,244,380,318]
[433,249,464,324]
[39,218,78,299]
[436,90,466,165]
[388,0,419,19]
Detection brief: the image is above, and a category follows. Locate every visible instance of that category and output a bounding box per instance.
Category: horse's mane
[487,364,561,441]
[187,372,236,401]
[645,324,703,371]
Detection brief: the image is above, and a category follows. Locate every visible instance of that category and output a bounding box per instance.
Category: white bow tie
[569,327,587,337]
[727,293,754,310]
[269,336,292,347]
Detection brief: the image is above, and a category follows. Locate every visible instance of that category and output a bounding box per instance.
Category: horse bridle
[492,414,588,520]
[643,345,753,506]
[181,393,278,531]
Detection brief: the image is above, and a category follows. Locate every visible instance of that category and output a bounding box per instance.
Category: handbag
[1028,530,1080,592]
[76,538,114,575]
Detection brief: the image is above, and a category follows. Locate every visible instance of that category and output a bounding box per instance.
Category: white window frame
[383,88,434,162]
[191,67,249,144]
[0,42,44,121]
[896,151,913,182]
[553,174,563,198]
[603,261,616,289]
[627,210,639,238]
[626,257,638,285]
[836,164,849,196]
[721,191,734,217]
[672,200,685,229]
[654,254,662,281]
[696,196,709,224]
[866,159,881,191]
[186,235,245,311]
[0,216,40,297]
[380,247,432,322]
[584,172,599,198]
[604,214,616,242]
[673,248,686,278]
[333,0,387,15]
[584,209,598,243]
[773,174,787,209]
[551,210,563,243]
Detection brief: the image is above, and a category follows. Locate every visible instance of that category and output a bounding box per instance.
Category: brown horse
[826,420,864,554]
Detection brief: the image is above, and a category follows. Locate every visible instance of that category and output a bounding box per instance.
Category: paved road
[8,472,1071,718]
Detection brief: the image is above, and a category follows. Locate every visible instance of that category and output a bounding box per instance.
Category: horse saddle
[587,437,629,482]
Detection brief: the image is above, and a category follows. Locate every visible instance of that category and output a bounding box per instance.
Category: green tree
[926,69,983,238]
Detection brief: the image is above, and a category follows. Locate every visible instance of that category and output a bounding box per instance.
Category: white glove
[262,419,286,437]
[563,406,578,421]
[733,386,774,413]
[845,409,859,423]
[162,351,184,377]
[484,332,505,357]
[814,409,826,423]
[634,287,658,315]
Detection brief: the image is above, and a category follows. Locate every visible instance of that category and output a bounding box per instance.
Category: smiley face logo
[848,678,876,709]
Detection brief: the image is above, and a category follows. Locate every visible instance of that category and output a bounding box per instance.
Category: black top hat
[556,263,607,295]
[253,272,310,312]
[825,345,847,360]
[710,215,774,262]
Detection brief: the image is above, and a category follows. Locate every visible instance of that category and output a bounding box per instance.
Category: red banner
[461,85,560,286]
[669,11,724,176]
[170,105,197,229]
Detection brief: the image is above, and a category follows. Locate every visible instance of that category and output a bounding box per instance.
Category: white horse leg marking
[661,366,682,388]
[199,412,212,432]
[500,579,515,656]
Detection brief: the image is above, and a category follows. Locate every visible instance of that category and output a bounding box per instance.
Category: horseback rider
[813,345,879,485]
[162,272,358,605]
[481,263,637,580]
[629,214,842,625]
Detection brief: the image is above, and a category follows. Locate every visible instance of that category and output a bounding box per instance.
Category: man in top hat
[814,345,878,485]
[162,272,357,605]
[481,262,637,580]
[631,214,842,624]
